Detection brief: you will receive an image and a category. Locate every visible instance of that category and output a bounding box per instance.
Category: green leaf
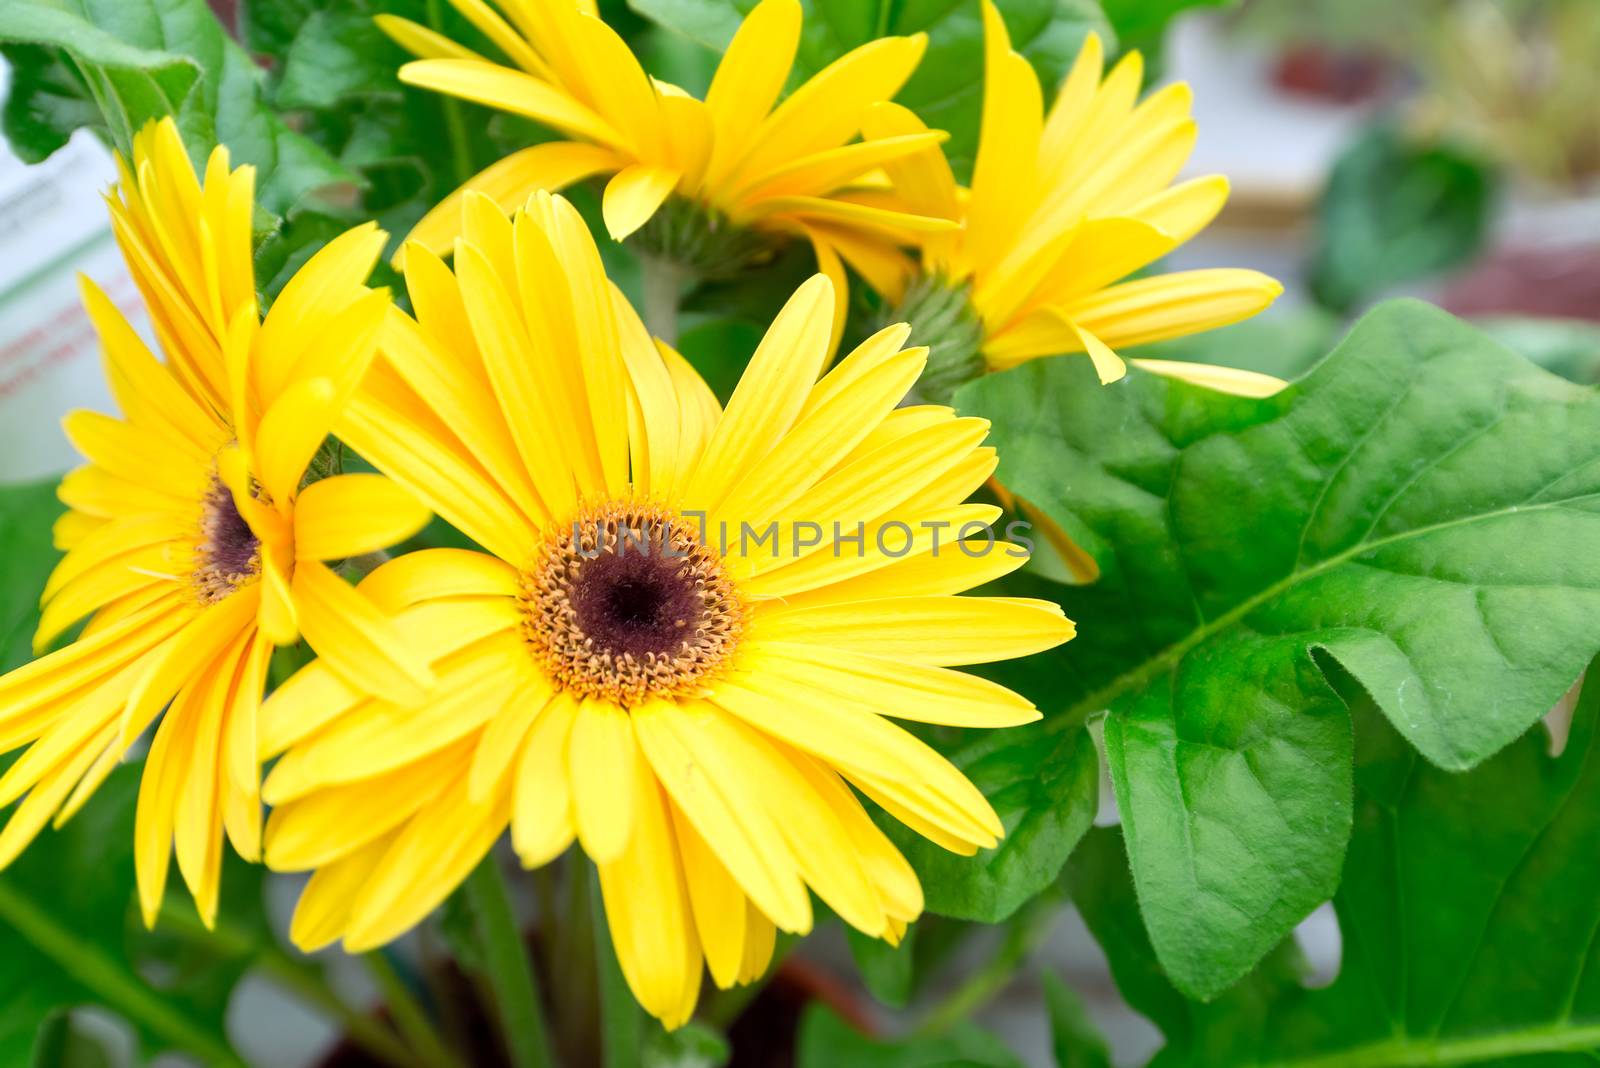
[1099,0,1228,62]
[848,922,919,1008]
[795,1002,1026,1068]
[883,721,1098,923]
[1310,124,1496,314]
[627,0,1112,181]
[1042,973,1111,1068]
[0,44,103,162]
[0,0,355,216]
[1074,660,1600,1067]
[274,11,402,111]
[0,480,64,672]
[959,299,1600,996]
[643,1021,730,1068]
[1065,826,1309,1064]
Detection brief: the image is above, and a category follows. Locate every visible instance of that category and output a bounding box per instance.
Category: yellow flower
[259,190,1074,1027]
[863,1,1285,390]
[377,0,956,341]
[0,118,431,926]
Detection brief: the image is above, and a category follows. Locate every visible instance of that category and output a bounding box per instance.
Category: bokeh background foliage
[1,0,1599,1065]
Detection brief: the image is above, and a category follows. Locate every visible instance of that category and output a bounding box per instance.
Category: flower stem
[364,951,464,1068]
[154,897,423,1068]
[588,865,644,1068]
[0,882,244,1068]
[464,854,558,1068]
[640,255,683,347]
[256,953,422,1068]
[912,895,1059,1038]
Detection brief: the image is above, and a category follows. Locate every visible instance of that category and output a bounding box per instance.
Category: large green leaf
[626,0,1112,181]
[1072,660,1600,1067]
[959,299,1600,997]
[0,0,355,216]
[883,720,1098,923]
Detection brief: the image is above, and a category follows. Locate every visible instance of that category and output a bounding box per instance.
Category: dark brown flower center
[520,501,745,707]
[193,477,261,604]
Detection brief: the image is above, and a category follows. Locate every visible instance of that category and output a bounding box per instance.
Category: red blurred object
[208,0,237,34]
[1440,245,1600,323]
[1273,44,1392,104]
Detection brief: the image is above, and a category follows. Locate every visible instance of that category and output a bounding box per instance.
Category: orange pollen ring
[518,499,746,708]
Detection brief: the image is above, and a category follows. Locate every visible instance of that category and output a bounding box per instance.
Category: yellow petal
[1061,269,1284,351]
[294,474,431,562]
[512,689,579,867]
[375,306,546,525]
[1129,358,1288,398]
[357,548,520,613]
[680,274,833,512]
[375,14,486,62]
[670,804,747,989]
[602,164,681,241]
[291,560,434,705]
[254,378,337,508]
[121,587,259,748]
[756,594,1074,666]
[715,346,924,531]
[343,772,511,952]
[746,641,1041,729]
[399,142,620,263]
[399,59,623,149]
[468,680,554,802]
[597,758,701,1027]
[703,0,802,188]
[632,700,811,933]
[290,831,396,952]
[967,1,1043,278]
[567,698,639,864]
[266,741,472,870]
[729,34,928,192]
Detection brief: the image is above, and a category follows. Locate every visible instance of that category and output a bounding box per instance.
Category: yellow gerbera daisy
[259,190,1074,1027]
[862,1,1285,391]
[0,118,431,926]
[376,0,956,341]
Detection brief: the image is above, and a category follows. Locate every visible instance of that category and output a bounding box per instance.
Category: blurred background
[0,0,1596,1064]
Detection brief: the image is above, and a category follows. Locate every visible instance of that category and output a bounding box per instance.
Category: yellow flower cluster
[0,0,1279,1028]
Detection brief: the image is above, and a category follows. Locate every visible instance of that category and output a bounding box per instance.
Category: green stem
[913,899,1058,1038]
[465,855,558,1068]
[0,883,244,1067]
[589,866,643,1068]
[157,900,422,1068]
[425,0,475,188]
[640,255,683,346]
[254,952,421,1068]
[365,951,464,1068]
